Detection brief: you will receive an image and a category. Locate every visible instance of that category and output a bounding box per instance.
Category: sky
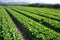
[0,0,60,4]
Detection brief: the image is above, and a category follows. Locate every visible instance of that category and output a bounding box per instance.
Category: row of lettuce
[0,7,22,40]
[18,6,60,16]
[15,6,60,21]
[5,7,60,40]
[12,7,60,31]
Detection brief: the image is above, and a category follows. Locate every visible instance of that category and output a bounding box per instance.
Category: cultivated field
[0,6,60,40]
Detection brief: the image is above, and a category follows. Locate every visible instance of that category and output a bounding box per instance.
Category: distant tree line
[0,2,21,6]
[0,4,19,6]
[26,3,60,9]
[0,2,60,9]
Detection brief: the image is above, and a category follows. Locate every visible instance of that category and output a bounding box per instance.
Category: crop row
[18,6,60,16]
[5,7,60,40]
[11,8,60,32]
[15,6,60,22]
[0,7,22,40]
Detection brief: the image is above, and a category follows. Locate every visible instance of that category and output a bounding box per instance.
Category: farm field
[0,6,60,40]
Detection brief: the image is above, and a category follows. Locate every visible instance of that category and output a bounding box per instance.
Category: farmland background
[0,0,60,40]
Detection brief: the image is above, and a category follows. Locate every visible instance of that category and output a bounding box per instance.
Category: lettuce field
[0,6,60,40]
